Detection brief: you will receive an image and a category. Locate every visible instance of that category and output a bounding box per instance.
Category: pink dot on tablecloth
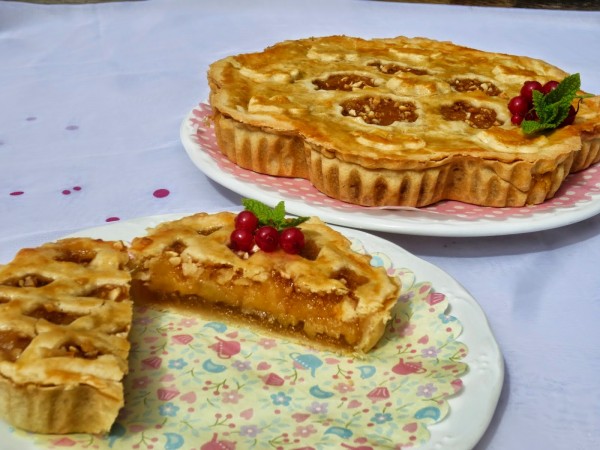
[10,191,24,196]
[62,186,82,195]
[26,116,36,121]
[65,125,79,131]
[106,217,120,222]
[153,188,170,198]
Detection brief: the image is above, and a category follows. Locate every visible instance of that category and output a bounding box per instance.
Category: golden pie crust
[129,212,400,354]
[0,238,132,435]
[208,35,600,207]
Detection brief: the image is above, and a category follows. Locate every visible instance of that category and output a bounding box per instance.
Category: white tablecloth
[1,1,599,449]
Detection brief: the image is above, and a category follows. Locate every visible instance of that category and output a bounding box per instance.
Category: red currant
[511,114,524,126]
[541,80,560,95]
[255,226,279,252]
[525,110,539,121]
[520,80,543,104]
[230,228,254,252]
[235,210,259,232]
[279,227,305,254]
[559,105,577,127]
[508,96,529,117]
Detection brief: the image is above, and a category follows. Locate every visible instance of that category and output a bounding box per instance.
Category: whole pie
[0,238,132,434]
[207,35,600,207]
[129,212,400,354]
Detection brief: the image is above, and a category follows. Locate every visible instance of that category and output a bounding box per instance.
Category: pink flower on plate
[179,317,199,327]
[395,322,416,337]
[221,390,243,404]
[334,382,355,394]
[132,376,151,389]
[293,424,317,438]
[258,338,277,350]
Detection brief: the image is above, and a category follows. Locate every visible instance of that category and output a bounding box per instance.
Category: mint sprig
[242,198,309,230]
[522,73,592,134]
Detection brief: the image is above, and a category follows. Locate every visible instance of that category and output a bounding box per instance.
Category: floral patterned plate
[181,103,600,237]
[2,214,503,450]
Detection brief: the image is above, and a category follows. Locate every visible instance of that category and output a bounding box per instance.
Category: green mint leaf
[272,201,286,225]
[522,73,582,135]
[532,90,551,123]
[284,216,310,228]
[521,119,554,135]
[545,73,580,106]
[241,198,274,224]
[241,198,309,230]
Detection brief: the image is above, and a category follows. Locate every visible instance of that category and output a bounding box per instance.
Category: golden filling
[0,330,32,362]
[131,257,364,349]
[26,305,79,325]
[341,96,418,125]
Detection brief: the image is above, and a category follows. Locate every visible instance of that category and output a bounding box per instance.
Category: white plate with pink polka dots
[182,104,600,237]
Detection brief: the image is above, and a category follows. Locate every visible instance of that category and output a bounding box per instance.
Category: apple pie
[207,35,600,207]
[129,212,400,354]
[0,238,132,434]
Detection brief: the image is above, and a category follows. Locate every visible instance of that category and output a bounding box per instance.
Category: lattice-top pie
[129,212,400,354]
[0,238,132,434]
[208,35,600,207]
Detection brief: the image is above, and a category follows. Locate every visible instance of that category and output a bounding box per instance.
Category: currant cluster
[508,80,576,126]
[229,210,305,254]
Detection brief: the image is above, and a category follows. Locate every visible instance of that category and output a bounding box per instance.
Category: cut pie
[0,238,132,435]
[0,210,399,434]
[129,212,400,354]
[207,35,600,207]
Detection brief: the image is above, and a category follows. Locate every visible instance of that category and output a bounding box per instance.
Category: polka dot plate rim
[3,213,503,450]
[181,103,600,237]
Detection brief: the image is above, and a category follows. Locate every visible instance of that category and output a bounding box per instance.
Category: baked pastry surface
[208,35,600,207]
[0,238,132,434]
[129,212,400,354]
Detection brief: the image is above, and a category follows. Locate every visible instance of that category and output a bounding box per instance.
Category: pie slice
[129,211,400,354]
[207,35,600,207]
[0,238,132,434]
